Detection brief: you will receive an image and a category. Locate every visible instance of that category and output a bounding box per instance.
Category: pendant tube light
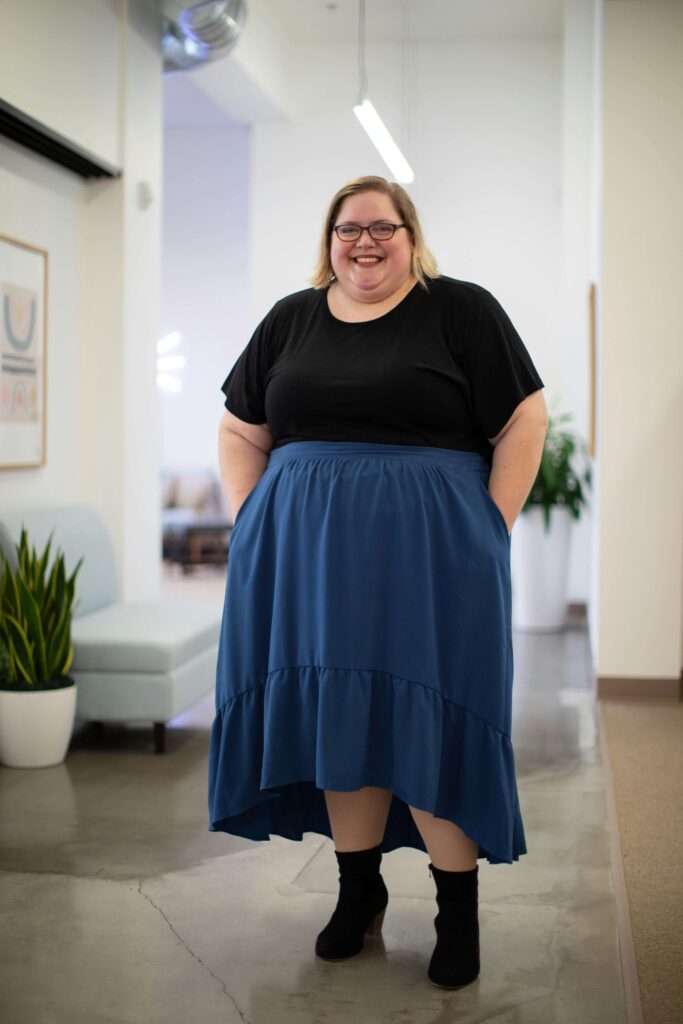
[352,0,414,184]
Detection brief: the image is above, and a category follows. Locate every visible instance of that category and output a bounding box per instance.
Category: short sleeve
[220,311,275,424]
[461,287,545,439]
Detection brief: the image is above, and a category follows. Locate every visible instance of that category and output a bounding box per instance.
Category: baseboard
[597,675,683,702]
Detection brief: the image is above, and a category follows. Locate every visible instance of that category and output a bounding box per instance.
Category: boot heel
[365,907,385,936]
[314,851,389,961]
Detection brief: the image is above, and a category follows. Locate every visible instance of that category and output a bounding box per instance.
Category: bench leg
[153,722,166,754]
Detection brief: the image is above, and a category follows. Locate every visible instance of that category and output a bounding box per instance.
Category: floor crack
[137,881,251,1023]
[289,839,328,888]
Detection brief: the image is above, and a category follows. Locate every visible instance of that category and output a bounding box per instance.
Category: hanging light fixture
[352,0,414,184]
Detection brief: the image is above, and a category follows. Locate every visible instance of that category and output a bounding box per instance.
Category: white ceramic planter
[0,683,77,768]
[511,505,573,632]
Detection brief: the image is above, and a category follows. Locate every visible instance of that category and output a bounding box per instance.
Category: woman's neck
[327,274,417,323]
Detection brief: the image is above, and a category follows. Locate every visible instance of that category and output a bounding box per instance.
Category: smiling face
[330,190,415,304]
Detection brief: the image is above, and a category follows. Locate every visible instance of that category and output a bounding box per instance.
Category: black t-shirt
[221,275,545,467]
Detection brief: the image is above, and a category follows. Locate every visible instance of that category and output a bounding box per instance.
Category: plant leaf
[34,532,54,610]
[16,572,48,683]
[62,642,75,675]
[4,613,36,685]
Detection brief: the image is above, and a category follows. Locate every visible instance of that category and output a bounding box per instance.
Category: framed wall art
[0,233,47,469]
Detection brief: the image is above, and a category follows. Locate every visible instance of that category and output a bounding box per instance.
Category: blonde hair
[310,175,439,289]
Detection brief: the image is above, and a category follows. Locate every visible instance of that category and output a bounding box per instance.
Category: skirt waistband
[267,440,490,473]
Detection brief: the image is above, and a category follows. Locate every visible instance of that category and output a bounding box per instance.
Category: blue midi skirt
[208,440,527,865]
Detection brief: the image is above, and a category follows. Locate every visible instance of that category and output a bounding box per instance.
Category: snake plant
[0,527,82,691]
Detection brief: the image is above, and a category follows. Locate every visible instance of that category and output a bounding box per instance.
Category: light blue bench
[0,504,221,753]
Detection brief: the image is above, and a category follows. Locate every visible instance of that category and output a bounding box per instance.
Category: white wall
[0,0,122,168]
[599,0,683,681]
[588,0,604,665]
[2,0,163,602]
[414,38,561,370]
[161,118,251,470]
[562,0,598,612]
[0,138,85,498]
[120,1,164,598]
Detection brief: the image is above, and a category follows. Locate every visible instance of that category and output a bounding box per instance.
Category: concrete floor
[0,608,626,1024]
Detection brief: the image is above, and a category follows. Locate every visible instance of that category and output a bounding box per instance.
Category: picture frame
[0,233,48,469]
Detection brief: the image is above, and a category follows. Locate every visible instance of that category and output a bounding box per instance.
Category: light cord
[357,0,368,105]
[401,0,408,155]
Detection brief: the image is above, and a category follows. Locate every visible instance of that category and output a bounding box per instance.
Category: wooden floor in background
[599,700,683,1024]
[161,560,226,604]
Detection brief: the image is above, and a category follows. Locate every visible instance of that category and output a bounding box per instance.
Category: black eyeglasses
[333,222,406,242]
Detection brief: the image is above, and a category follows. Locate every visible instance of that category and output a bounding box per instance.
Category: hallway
[0,575,626,1023]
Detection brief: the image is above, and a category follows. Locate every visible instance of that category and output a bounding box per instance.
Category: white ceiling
[265,0,563,44]
[163,0,565,127]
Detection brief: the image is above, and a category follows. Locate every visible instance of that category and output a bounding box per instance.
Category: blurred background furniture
[0,504,222,754]
[161,467,232,572]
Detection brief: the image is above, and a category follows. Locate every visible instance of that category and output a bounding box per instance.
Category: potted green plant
[523,406,592,530]
[0,527,83,768]
[512,402,592,631]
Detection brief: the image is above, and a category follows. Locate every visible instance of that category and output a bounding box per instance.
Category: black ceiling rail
[0,98,122,180]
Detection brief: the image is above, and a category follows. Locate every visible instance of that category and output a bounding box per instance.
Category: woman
[209,176,547,989]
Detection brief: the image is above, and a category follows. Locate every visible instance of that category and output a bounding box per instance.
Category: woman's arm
[486,390,548,533]
[218,410,275,522]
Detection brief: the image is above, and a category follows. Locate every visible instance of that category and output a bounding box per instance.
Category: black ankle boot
[315,843,388,961]
[427,862,480,989]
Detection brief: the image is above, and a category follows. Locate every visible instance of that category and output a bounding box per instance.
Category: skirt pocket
[480,477,511,540]
[230,468,272,531]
